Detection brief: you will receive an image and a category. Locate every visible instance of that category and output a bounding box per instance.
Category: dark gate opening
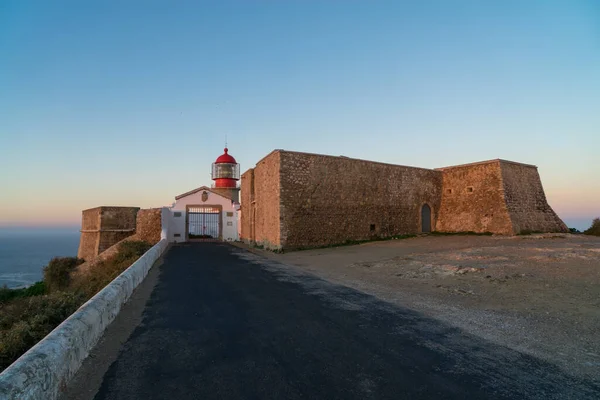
[421,204,431,233]
[187,206,221,240]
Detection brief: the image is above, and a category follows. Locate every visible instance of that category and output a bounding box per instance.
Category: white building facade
[167,186,239,243]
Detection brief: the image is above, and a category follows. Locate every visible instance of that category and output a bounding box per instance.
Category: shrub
[71,240,152,298]
[0,321,33,367]
[21,281,47,297]
[113,240,152,264]
[584,218,600,236]
[72,257,127,298]
[430,231,493,236]
[0,240,152,372]
[43,257,83,292]
[569,228,581,234]
[0,282,46,304]
[0,286,14,304]
[0,291,84,370]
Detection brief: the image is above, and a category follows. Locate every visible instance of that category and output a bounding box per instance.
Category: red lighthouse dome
[215,148,237,164]
[212,148,240,189]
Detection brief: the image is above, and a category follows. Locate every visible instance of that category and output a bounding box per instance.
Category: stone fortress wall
[77,151,567,254]
[78,207,104,261]
[241,150,568,250]
[499,161,568,233]
[436,160,567,234]
[78,207,139,260]
[242,150,444,250]
[278,151,443,249]
[240,168,254,244]
[241,151,282,249]
[77,207,162,261]
[435,160,514,234]
[97,207,139,255]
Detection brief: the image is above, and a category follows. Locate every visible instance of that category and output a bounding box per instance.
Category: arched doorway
[421,204,431,233]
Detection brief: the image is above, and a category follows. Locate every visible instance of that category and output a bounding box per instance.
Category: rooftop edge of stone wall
[81,206,141,213]
[435,159,538,171]
[247,150,538,174]
[251,149,439,173]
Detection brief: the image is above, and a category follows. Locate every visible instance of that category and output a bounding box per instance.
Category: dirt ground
[246,233,600,383]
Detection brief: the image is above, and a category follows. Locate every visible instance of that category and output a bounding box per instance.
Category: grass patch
[257,230,496,253]
[517,230,544,236]
[250,243,284,253]
[0,281,47,304]
[584,217,600,236]
[290,234,417,252]
[518,230,570,236]
[0,240,152,372]
[429,231,494,236]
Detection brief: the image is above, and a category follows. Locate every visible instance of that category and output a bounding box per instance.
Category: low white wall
[0,239,169,400]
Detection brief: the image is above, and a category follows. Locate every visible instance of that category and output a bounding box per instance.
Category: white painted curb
[0,238,169,400]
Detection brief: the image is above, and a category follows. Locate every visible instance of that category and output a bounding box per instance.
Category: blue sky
[0,0,598,230]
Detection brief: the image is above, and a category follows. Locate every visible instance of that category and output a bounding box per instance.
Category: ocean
[0,228,80,288]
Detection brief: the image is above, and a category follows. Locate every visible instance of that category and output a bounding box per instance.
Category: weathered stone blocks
[241,150,567,250]
[77,206,163,261]
[77,207,139,260]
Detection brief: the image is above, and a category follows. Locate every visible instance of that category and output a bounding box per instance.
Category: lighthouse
[211,147,240,203]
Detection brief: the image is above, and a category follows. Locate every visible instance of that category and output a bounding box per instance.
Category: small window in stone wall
[370,224,376,232]
[446,189,453,194]
[174,212,182,217]
[174,233,181,237]
[466,186,474,193]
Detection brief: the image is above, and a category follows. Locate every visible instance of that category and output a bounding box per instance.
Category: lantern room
[212,148,240,189]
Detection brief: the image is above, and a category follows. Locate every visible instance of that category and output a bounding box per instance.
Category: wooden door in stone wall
[421,204,431,233]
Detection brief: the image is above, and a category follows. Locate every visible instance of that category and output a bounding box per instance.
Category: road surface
[64,242,599,399]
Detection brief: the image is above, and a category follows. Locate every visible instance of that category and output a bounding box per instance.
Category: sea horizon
[0,227,80,288]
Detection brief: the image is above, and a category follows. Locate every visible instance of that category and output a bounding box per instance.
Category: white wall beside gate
[168,188,238,243]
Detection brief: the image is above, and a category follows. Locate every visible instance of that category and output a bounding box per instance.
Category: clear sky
[1,1,598,231]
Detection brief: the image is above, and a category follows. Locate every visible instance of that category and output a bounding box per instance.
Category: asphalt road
[75,242,598,400]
